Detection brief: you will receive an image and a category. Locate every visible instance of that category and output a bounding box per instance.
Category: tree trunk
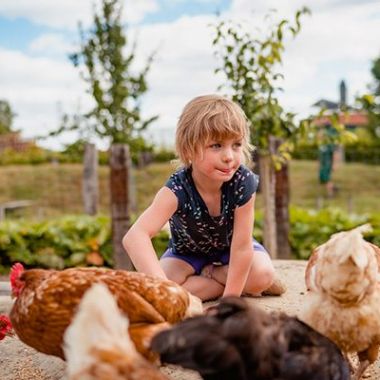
[110,144,134,270]
[259,148,278,258]
[273,139,291,259]
[82,143,98,215]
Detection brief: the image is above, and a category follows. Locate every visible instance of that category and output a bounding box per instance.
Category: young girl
[123,94,280,301]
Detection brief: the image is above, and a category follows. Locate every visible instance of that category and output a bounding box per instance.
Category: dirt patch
[1,260,379,379]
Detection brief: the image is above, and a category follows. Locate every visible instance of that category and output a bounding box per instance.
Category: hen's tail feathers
[331,224,373,240]
[353,223,372,235]
[63,282,137,375]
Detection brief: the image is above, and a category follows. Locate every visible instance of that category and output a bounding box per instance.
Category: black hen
[151,297,349,380]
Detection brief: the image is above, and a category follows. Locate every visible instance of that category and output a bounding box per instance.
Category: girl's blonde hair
[176,94,253,166]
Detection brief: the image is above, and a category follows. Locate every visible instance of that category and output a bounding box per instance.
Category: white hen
[64,283,168,380]
[302,224,380,380]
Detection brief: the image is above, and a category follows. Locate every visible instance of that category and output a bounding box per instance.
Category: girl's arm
[122,186,178,280]
[223,194,256,297]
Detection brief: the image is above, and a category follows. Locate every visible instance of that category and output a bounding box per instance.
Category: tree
[0,100,16,135]
[70,0,157,148]
[359,56,380,143]
[371,56,380,96]
[212,8,310,258]
[70,0,157,268]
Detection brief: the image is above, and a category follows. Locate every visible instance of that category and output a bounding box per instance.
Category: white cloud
[224,0,380,115]
[28,33,75,56]
[0,0,160,30]
[0,47,91,147]
[130,14,223,147]
[1,0,380,149]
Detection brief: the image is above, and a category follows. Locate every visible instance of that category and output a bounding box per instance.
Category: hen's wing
[104,270,202,323]
[369,243,380,273]
[305,246,322,291]
[278,316,350,380]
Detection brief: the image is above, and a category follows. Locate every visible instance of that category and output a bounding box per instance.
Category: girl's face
[191,137,244,183]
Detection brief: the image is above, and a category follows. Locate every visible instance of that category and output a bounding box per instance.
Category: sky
[0,0,379,150]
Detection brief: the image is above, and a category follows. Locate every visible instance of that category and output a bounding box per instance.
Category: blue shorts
[161,239,268,275]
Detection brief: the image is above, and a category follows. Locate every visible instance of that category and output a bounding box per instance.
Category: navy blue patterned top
[165,165,259,256]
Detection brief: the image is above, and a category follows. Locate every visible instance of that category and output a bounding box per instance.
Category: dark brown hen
[151,297,350,380]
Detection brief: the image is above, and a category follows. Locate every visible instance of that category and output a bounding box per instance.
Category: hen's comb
[10,262,25,287]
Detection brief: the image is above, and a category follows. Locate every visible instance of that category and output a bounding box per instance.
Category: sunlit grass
[0,160,378,219]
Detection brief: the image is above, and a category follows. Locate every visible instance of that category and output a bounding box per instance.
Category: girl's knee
[259,265,275,288]
[160,258,194,285]
[245,263,275,294]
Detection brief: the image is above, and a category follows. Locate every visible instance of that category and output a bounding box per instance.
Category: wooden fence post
[259,143,278,258]
[273,138,291,259]
[110,144,134,270]
[83,143,98,215]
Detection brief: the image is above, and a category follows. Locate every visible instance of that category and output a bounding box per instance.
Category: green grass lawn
[287,160,380,214]
[0,160,378,219]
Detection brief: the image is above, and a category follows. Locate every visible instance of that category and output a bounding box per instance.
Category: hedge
[0,208,379,273]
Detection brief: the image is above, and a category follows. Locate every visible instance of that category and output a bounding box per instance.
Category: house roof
[312,112,368,127]
[312,99,339,110]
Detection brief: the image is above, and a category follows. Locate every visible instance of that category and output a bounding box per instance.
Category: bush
[292,139,380,165]
[153,148,176,163]
[0,146,57,165]
[288,207,377,259]
[0,208,378,272]
[0,215,112,270]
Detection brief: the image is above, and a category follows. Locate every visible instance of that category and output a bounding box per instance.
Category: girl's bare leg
[181,275,224,301]
[160,257,224,301]
[211,251,275,295]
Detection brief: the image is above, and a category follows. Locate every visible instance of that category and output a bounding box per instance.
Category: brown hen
[64,283,168,380]
[302,224,380,379]
[9,264,202,361]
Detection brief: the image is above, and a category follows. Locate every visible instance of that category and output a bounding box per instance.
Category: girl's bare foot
[201,264,214,279]
[262,275,287,296]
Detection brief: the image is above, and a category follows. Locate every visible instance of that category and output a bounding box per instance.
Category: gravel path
[1,260,379,379]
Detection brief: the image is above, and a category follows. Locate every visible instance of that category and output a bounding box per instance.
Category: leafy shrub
[0,215,112,270]
[153,148,176,163]
[0,208,379,272]
[293,139,380,165]
[0,146,57,165]
[288,207,374,259]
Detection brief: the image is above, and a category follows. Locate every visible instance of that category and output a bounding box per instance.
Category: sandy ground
[0,260,379,379]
